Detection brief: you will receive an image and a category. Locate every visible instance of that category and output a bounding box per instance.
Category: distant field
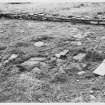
[0,2,105,17]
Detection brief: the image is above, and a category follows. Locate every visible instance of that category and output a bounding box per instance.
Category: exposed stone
[80,63,87,68]
[21,60,39,67]
[76,80,80,82]
[8,54,18,60]
[73,53,86,61]
[90,90,94,94]
[4,54,18,64]
[28,57,46,61]
[90,95,96,101]
[64,63,84,75]
[39,62,49,71]
[20,57,46,70]
[55,49,69,58]
[34,41,44,47]
[77,71,86,75]
[32,67,42,73]
[71,63,83,71]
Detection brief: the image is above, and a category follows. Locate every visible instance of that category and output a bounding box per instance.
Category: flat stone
[90,95,96,100]
[8,54,18,60]
[55,49,69,58]
[71,63,83,71]
[73,33,83,39]
[101,36,105,40]
[21,57,46,69]
[21,59,39,68]
[76,80,80,82]
[21,60,39,67]
[80,63,87,68]
[77,71,86,75]
[93,59,105,76]
[32,67,41,73]
[34,41,44,47]
[90,90,94,94]
[73,53,86,61]
[71,41,82,46]
[39,62,49,71]
[4,54,18,64]
[90,21,98,24]
[29,57,46,61]
[65,63,83,72]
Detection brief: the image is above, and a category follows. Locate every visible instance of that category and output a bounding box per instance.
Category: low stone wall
[0,12,105,25]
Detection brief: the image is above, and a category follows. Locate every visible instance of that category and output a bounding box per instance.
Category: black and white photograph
[0,0,105,103]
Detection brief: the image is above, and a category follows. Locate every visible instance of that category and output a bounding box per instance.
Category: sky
[0,0,104,2]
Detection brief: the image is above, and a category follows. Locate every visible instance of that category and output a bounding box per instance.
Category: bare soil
[0,2,105,102]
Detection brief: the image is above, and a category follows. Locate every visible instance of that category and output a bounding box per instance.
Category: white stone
[55,49,69,58]
[21,60,39,67]
[9,54,18,60]
[77,71,86,75]
[93,59,105,76]
[71,63,82,70]
[90,95,96,100]
[4,54,18,64]
[73,53,86,61]
[34,41,44,47]
[21,57,46,68]
[32,67,41,73]
[90,90,94,94]
[4,60,9,64]
[77,42,82,45]
[29,57,46,61]
[74,33,82,39]
[90,21,98,24]
[76,80,80,82]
